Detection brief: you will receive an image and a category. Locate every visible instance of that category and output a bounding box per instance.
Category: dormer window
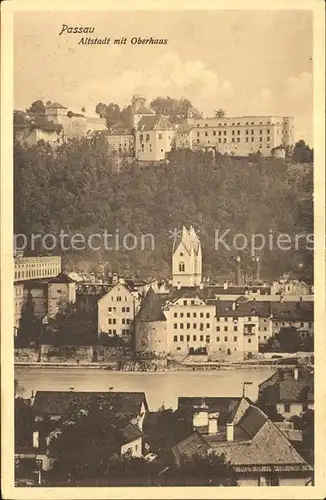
[179,262,185,272]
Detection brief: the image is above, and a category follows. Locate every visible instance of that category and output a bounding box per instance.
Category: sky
[14,10,313,144]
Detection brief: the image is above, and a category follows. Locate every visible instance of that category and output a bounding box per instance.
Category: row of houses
[15,367,314,486]
[14,227,313,358]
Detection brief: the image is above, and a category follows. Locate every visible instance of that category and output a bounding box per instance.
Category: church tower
[172,225,202,287]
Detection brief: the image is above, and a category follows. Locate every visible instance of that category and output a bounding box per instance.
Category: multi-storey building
[14,255,62,282]
[97,282,141,338]
[181,114,294,157]
[135,115,175,162]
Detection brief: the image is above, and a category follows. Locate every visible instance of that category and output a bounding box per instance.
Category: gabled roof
[108,126,133,136]
[48,272,74,284]
[46,101,67,109]
[174,225,201,256]
[135,105,155,115]
[135,287,167,322]
[172,432,210,465]
[270,302,313,322]
[173,400,312,472]
[258,369,314,404]
[32,391,149,417]
[137,115,172,131]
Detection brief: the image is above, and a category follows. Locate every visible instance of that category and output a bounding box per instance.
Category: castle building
[183,114,294,157]
[172,226,202,287]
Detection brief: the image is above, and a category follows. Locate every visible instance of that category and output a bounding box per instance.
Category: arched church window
[179,262,185,272]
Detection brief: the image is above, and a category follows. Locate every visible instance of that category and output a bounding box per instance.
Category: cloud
[67,53,233,115]
[287,72,312,101]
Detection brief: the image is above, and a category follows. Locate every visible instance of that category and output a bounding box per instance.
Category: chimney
[294,367,299,381]
[208,413,219,435]
[280,295,284,303]
[33,430,39,448]
[223,281,228,290]
[236,256,241,286]
[177,282,181,290]
[232,301,236,311]
[30,390,35,406]
[226,422,234,441]
[199,282,204,290]
[255,256,260,282]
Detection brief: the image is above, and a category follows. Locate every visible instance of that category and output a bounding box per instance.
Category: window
[108,318,112,324]
[108,307,112,312]
[246,138,249,142]
[174,323,177,329]
[267,136,270,141]
[180,323,184,329]
[206,323,210,329]
[251,137,254,142]
[216,326,220,331]
[200,335,204,341]
[126,307,130,312]
[186,335,190,342]
[237,130,240,135]
[180,312,184,318]
[206,312,210,318]
[213,131,216,136]
[122,307,125,313]
[234,326,238,332]
[158,133,162,139]
[224,326,228,332]
[218,131,221,136]
[122,318,126,324]
[200,312,204,318]
[267,129,270,134]
[193,323,197,329]
[216,336,220,341]
[232,138,235,143]
[260,129,262,134]
[234,336,237,341]
[219,138,222,143]
[193,335,197,341]
[200,323,204,330]
[232,130,235,135]
[187,323,190,329]
[206,335,210,343]
[237,138,240,142]
[174,312,177,318]
[193,312,197,318]
[179,262,185,272]
[223,138,226,143]
[284,404,291,413]
[113,318,116,324]
[146,134,150,141]
[251,130,254,135]
[187,312,191,318]
[224,336,228,342]
[248,338,251,343]
[180,335,184,341]
[117,297,121,302]
[248,316,251,321]
[300,322,304,327]
[183,300,187,306]
[224,131,227,135]
[205,131,208,136]
[174,335,177,342]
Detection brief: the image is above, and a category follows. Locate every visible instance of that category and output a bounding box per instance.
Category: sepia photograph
[1,0,325,498]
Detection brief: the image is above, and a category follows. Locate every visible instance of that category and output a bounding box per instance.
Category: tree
[178,452,238,486]
[290,409,314,465]
[95,102,107,118]
[17,292,39,346]
[214,109,226,118]
[256,386,285,422]
[292,140,313,163]
[48,303,97,345]
[14,110,28,125]
[15,397,35,448]
[26,100,45,114]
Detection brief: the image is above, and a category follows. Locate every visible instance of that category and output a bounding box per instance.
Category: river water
[15,366,275,410]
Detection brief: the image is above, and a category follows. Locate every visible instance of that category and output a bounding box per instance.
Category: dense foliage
[14,138,313,282]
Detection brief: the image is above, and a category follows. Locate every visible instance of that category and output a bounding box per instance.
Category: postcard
[1,0,325,499]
